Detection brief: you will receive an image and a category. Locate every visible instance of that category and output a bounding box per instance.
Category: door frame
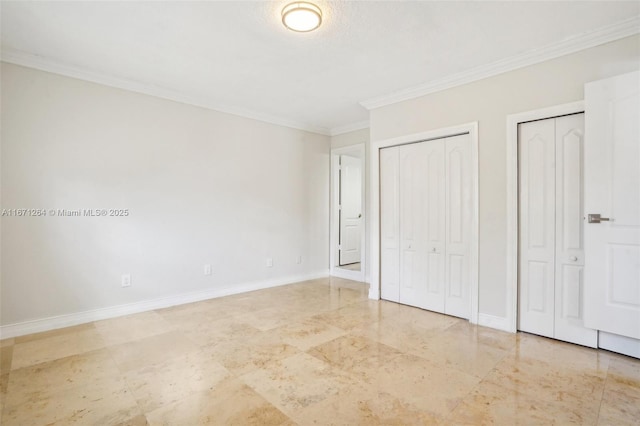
[506,101,585,333]
[330,144,366,282]
[370,122,479,324]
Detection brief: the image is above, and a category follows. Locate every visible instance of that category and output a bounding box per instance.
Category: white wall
[1,63,330,327]
[330,129,370,281]
[330,128,369,150]
[370,35,640,319]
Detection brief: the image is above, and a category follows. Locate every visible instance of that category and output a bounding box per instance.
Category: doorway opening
[330,144,365,282]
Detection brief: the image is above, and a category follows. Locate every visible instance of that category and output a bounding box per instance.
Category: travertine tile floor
[1,277,638,425]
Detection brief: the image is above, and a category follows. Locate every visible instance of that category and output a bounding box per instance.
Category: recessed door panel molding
[560,265,583,320]
[518,112,596,347]
[584,70,640,343]
[380,132,472,319]
[611,94,640,228]
[607,245,640,308]
[560,128,583,252]
[448,254,464,298]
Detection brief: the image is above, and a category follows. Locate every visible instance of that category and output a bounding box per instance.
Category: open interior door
[339,155,362,266]
[584,71,640,352]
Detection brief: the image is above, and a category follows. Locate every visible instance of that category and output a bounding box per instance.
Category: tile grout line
[594,359,611,425]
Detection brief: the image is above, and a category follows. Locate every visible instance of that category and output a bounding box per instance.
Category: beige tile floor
[1,277,638,425]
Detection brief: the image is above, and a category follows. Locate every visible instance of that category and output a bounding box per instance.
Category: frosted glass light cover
[282,2,322,32]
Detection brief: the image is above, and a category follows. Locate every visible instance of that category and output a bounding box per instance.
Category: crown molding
[329,120,370,137]
[360,16,640,110]
[0,48,332,136]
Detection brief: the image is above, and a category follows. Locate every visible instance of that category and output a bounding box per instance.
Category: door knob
[588,214,611,223]
[570,256,578,262]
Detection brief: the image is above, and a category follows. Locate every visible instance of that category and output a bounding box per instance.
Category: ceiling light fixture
[282,2,322,32]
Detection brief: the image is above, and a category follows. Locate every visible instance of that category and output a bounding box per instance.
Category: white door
[380,136,471,319]
[519,118,556,338]
[553,114,596,347]
[519,114,596,347]
[400,141,445,310]
[584,71,640,348]
[380,147,400,302]
[339,155,362,265]
[444,134,472,319]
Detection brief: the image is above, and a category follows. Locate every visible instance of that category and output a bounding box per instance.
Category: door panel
[519,119,555,338]
[399,141,442,309]
[554,114,596,347]
[380,135,472,317]
[444,134,471,319]
[380,147,400,302]
[416,140,446,311]
[339,155,362,265]
[584,71,640,342]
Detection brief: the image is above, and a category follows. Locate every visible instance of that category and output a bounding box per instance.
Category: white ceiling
[1,1,639,135]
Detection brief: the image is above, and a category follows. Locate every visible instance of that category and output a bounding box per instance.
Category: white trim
[477,313,512,333]
[0,270,329,339]
[1,49,332,136]
[330,144,366,283]
[360,17,640,110]
[506,101,585,333]
[329,121,370,137]
[369,122,479,325]
[599,331,640,359]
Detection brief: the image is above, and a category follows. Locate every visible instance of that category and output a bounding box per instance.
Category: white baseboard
[599,331,640,359]
[477,313,514,333]
[0,270,329,339]
[368,287,380,300]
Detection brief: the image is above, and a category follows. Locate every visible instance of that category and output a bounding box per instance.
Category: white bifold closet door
[519,113,597,347]
[380,134,471,319]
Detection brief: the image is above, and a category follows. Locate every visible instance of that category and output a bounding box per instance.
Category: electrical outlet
[296,256,302,264]
[204,264,212,276]
[266,258,273,268]
[121,274,131,288]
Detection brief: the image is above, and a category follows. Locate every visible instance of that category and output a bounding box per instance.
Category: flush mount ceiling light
[282,2,322,32]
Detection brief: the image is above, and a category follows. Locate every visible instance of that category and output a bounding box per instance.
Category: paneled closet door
[444,134,472,319]
[399,141,445,310]
[519,114,596,347]
[554,114,595,347]
[519,119,556,338]
[380,146,400,302]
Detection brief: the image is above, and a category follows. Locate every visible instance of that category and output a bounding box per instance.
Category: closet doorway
[517,111,597,347]
[370,123,479,323]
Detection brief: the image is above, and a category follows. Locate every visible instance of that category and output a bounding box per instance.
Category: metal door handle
[570,256,578,262]
[588,214,611,223]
